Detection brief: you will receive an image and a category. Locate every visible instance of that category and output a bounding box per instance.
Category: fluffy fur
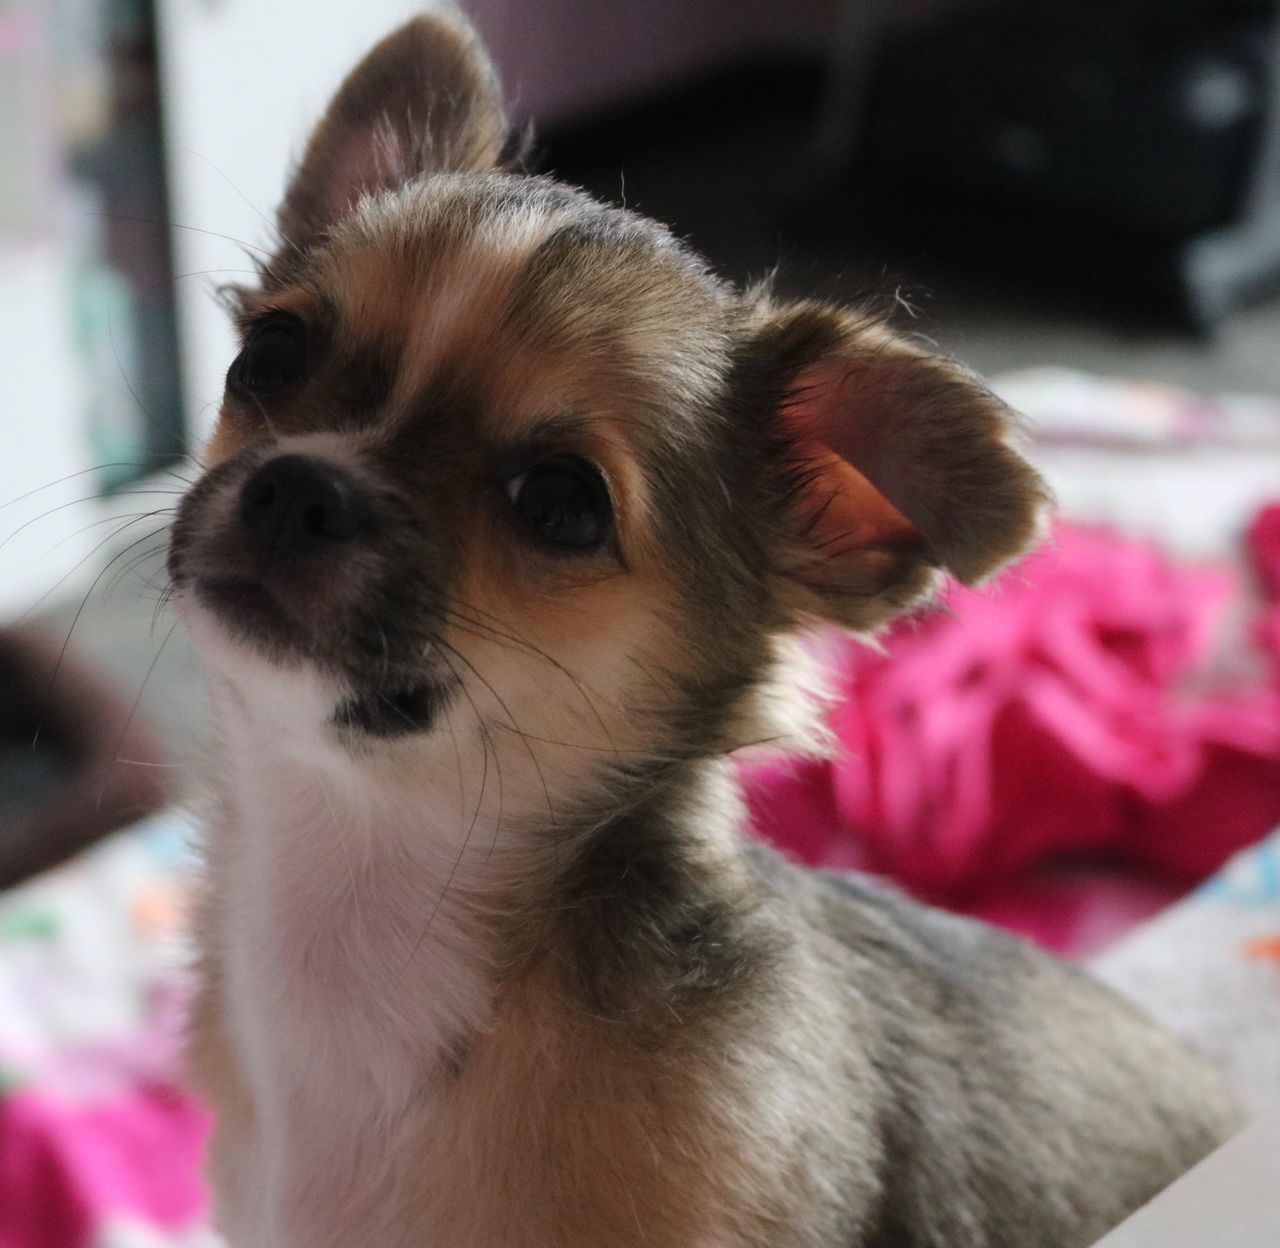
[171,10,1244,1247]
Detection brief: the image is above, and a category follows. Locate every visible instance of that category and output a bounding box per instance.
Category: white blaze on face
[330,194,558,426]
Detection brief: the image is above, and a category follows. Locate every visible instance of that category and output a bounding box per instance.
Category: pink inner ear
[783,365,918,554]
[801,449,918,552]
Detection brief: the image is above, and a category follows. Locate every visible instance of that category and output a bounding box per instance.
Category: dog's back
[764,852,1243,1245]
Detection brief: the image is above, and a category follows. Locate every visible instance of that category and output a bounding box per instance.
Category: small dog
[169,10,1243,1246]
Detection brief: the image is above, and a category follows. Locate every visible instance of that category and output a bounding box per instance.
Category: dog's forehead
[292,175,731,442]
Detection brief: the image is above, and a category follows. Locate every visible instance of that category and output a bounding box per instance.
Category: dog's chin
[178,580,452,743]
[332,682,453,738]
[188,574,312,665]
[192,574,287,630]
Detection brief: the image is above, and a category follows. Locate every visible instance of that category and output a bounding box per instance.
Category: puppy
[169,10,1244,1247]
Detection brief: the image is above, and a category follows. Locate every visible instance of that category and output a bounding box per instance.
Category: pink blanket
[748,508,1280,955]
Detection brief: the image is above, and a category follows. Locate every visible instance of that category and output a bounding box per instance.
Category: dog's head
[169,10,1048,815]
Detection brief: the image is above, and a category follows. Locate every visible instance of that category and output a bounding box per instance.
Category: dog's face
[169,12,1047,814]
[172,175,730,750]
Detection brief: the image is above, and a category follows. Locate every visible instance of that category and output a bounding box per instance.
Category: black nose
[238,455,367,555]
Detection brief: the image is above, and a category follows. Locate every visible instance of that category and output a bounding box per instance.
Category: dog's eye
[505,456,613,551]
[230,316,308,394]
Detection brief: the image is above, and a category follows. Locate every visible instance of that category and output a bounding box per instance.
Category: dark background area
[537,0,1280,392]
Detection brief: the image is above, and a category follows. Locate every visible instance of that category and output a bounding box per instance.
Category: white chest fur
[202,672,523,1248]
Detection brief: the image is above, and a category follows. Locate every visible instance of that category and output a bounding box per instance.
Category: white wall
[155,0,427,448]
[0,243,98,617]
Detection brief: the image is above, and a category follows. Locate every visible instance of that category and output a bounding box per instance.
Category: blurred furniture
[0,628,171,891]
[816,0,1280,328]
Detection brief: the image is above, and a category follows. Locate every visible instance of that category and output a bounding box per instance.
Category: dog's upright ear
[277,8,508,255]
[741,296,1051,632]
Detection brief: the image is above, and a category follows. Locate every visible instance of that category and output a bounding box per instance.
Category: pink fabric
[1251,504,1280,689]
[0,1091,209,1248]
[745,516,1280,956]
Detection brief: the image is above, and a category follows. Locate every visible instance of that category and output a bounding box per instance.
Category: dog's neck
[194,648,774,1247]
[200,659,751,1098]
[207,693,537,1088]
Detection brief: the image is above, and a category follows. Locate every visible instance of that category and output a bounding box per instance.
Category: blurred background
[2,3,1280,1236]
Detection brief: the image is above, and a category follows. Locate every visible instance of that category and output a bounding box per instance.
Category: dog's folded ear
[741,296,1051,631]
[278,8,508,255]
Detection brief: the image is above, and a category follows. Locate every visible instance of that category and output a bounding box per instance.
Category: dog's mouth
[194,576,288,628]
[333,681,454,737]
[190,574,452,737]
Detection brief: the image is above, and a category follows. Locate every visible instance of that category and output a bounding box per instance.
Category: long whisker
[442,622,616,757]
[33,522,175,745]
[248,390,282,442]
[1,490,183,553]
[175,268,261,282]
[443,618,622,759]
[433,644,506,862]
[96,619,178,810]
[1,464,194,511]
[429,643,469,831]
[107,318,158,434]
[435,638,565,957]
[46,507,175,556]
[444,601,622,763]
[148,570,179,634]
[402,654,498,966]
[183,149,278,237]
[434,636,557,855]
[440,653,495,851]
[18,511,175,625]
[88,211,273,258]
[103,533,172,597]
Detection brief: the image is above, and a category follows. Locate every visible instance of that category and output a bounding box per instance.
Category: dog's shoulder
[743,840,1244,1246]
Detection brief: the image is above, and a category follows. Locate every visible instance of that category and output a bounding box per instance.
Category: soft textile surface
[0,816,213,1248]
[992,368,1280,452]
[747,508,1280,956]
[1095,830,1280,1115]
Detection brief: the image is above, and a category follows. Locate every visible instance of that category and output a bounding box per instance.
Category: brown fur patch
[400,959,804,1246]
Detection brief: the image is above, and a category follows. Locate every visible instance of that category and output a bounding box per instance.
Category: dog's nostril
[238,454,367,553]
[300,501,357,539]
[245,478,277,509]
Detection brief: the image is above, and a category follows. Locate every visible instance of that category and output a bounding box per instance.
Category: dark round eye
[505,456,613,552]
[230,315,307,394]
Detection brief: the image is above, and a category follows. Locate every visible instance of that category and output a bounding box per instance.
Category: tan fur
[447,536,687,764]
[323,211,557,414]
[204,415,256,469]
[384,772,853,1248]
[401,960,766,1246]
